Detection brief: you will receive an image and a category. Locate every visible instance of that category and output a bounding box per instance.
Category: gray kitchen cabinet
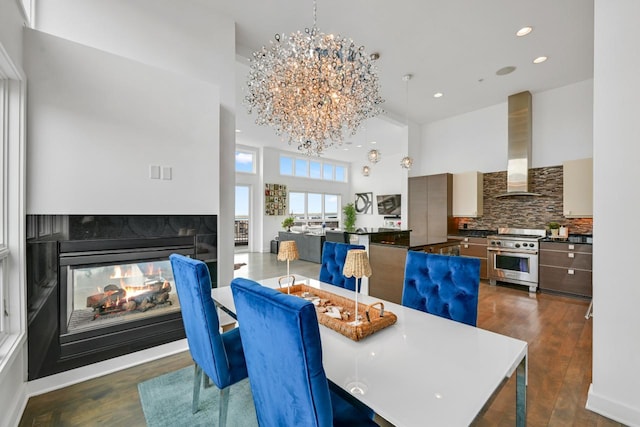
[408,173,453,246]
[539,241,592,297]
[459,236,488,280]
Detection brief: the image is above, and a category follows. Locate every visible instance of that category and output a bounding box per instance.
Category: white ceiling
[207,0,594,162]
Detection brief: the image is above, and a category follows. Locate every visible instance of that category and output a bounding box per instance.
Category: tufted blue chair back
[169,254,247,389]
[402,252,481,326]
[231,278,377,427]
[319,241,366,291]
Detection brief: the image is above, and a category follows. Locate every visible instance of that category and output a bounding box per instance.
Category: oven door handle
[487,248,538,255]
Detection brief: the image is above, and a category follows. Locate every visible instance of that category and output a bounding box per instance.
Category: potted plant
[343,203,357,231]
[281,216,295,232]
[548,222,561,237]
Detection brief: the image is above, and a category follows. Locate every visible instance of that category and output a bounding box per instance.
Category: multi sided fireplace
[27,215,217,380]
[57,237,193,361]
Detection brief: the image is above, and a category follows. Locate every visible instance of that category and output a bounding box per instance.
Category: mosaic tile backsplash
[454,166,593,235]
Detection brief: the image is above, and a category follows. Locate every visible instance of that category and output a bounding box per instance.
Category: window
[309,161,321,179]
[324,194,338,219]
[294,159,308,177]
[235,149,256,173]
[287,191,340,225]
[0,79,7,345]
[0,63,26,358]
[280,155,348,182]
[280,156,293,175]
[322,164,334,180]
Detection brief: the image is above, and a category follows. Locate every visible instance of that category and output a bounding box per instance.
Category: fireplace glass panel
[66,258,180,334]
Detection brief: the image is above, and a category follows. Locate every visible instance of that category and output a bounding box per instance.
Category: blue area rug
[138,366,257,427]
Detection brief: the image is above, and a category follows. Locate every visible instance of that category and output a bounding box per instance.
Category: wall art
[265,183,287,215]
[355,192,373,214]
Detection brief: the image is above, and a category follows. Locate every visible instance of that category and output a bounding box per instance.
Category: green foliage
[343,203,357,230]
[548,222,561,229]
[282,216,295,230]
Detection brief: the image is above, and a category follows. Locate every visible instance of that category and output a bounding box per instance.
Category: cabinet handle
[568,244,575,250]
[568,269,575,275]
[568,253,575,258]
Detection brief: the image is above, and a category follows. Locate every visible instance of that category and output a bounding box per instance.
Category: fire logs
[86,280,172,319]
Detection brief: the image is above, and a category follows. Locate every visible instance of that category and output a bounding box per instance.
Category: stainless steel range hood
[496,90,540,197]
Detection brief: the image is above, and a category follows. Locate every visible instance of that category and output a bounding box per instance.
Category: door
[235,185,250,248]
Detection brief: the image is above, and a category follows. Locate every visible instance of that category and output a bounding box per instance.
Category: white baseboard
[586,383,640,426]
[26,339,189,397]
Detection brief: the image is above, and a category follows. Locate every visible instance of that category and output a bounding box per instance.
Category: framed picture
[265,183,287,215]
[355,192,374,214]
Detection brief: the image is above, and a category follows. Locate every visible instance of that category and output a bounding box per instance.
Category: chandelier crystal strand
[245,0,384,156]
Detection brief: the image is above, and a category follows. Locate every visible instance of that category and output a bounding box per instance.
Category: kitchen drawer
[540,250,592,270]
[460,243,487,258]
[460,237,487,245]
[539,265,592,297]
[540,241,592,254]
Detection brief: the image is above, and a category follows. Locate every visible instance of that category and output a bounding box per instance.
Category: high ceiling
[206,0,594,162]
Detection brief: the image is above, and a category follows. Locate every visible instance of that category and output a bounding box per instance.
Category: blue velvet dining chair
[402,251,481,326]
[230,277,377,427]
[319,241,366,291]
[169,254,248,426]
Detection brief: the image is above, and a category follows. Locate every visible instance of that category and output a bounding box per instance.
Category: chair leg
[218,386,230,427]
[192,364,203,414]
[219,387,230,427]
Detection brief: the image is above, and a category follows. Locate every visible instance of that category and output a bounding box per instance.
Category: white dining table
[212,276,528,427]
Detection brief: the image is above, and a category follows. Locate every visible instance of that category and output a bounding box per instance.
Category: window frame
[0,49,27,367]
[287,191,341,225]
[279,154,349,183]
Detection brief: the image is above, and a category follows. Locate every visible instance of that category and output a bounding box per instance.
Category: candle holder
[342,249,372,326]
[277,240,299,294]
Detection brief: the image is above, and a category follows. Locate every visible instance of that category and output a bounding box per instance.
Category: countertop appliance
[487,227,546,293]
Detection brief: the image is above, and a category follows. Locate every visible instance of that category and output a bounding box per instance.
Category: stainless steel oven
[487,228,546,293]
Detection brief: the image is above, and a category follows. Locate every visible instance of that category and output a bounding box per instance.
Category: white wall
[24,29,220,214]
[417,80,594,175]
[32,0,237,287]
[587,1,640,425]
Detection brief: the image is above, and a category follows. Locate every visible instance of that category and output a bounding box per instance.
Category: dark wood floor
[19,254,623,426]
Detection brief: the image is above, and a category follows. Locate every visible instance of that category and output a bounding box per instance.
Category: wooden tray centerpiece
[277,283,397,341]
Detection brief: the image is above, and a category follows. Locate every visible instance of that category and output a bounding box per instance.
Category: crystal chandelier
[362,165,371,176]
[368,149,381,164]
[400,74,414,169]
[245,0,384,156]
[400,156,413,169]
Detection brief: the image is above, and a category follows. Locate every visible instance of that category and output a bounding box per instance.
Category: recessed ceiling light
[533,56,548,64]
[433,92,443,98]
[235,129,242,133]
[370,141,377,144]
[356,144,363,148]
[516,26,533,37]
[343,148,349,151]
[496,66,516,76]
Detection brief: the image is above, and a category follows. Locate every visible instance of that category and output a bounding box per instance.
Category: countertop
[328,228,411,235]
[448,229,497,238]
[540,234,593,244]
